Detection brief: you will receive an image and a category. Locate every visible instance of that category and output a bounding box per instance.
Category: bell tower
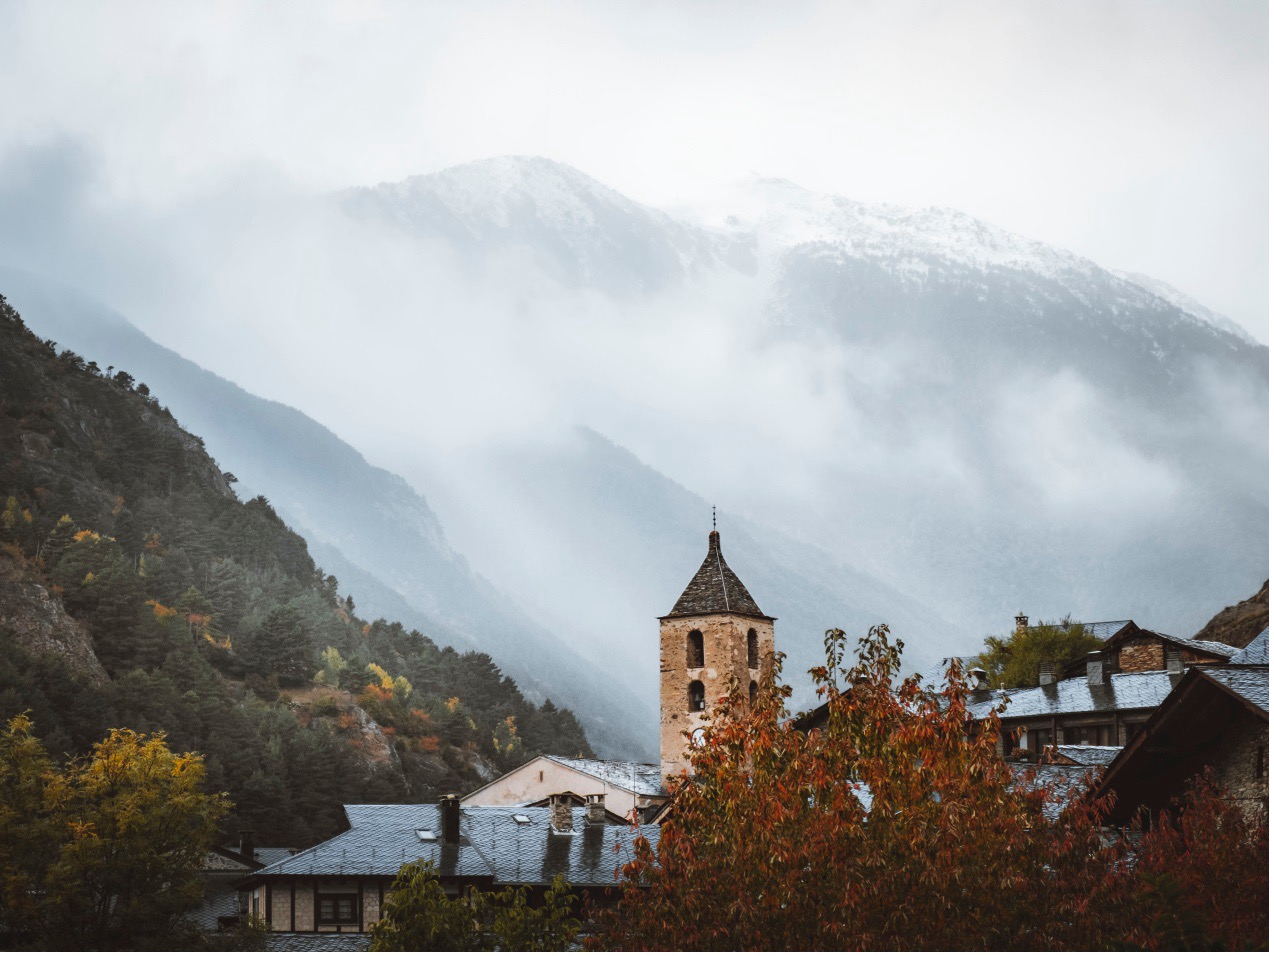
[659,525,775,780]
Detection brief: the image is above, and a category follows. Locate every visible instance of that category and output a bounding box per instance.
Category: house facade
[237,796,659,936]
[461,754,666,821]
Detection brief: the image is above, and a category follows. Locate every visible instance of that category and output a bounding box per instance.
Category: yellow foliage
[445,696,461,713]
[72,529,100,543]
[82,571,95,584]
[146,599,178,620]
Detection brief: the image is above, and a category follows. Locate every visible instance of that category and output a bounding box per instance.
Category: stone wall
[659,613,774,779]
[1119,637,1164,673]
[1211,718,1269,823]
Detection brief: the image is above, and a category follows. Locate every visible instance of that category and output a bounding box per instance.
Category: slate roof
[265,933,370,952]
[1200,667,1269,713]
[968,670,1180,721]
[1054,744,1123,767]
[665,531,769,619]
[461,807,658,887]
[1150,631,1240,659]
[1008,763,1098,820]
[1230,627,1269,665]
[546,756,667,797]
[249,805,658,888]
[254,805,491,879]
[1082,620,1135,641]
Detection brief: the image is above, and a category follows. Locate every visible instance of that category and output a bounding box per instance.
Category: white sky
[0,0,1268,340]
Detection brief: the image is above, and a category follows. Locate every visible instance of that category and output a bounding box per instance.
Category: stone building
[1095,628,1268,825]
[658,528,773,779]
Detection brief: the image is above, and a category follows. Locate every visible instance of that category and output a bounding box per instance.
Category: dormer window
[688,630,705,668]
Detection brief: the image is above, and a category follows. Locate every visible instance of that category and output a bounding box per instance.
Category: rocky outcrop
[1192,581,1269,648]
[286,687,403,776]
[0,553,107,683]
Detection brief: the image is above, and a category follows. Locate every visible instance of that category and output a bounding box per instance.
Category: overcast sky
[0,0,1267,340]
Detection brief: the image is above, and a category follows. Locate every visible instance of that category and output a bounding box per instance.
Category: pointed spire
[665,525,769,619]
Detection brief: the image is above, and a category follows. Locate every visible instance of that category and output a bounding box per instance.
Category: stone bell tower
[659,524,775,780]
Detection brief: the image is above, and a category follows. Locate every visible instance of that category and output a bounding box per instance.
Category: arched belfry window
[687,630,704,669]
[689,681,706,711]
[747,629,759,669]
[749,680,758,706]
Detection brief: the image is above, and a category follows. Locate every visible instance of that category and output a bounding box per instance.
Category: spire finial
[712,505,716,531]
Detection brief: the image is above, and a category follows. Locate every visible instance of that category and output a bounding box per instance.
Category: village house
[193,832,296,932]
[461,755,666,822]
[236,795,658,937]
[1095,628,1268,825]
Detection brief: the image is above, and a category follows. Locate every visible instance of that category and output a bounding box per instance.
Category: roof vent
[415,829,436,841]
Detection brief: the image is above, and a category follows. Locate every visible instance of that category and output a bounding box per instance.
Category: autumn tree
[975,616,1103,688]
[590,626,1134,951]
[0,714,228,948]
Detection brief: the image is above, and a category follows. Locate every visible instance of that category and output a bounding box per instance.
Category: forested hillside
[0,294,591,848]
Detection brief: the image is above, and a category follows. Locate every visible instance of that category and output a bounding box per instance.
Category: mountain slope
[0,268,652,758]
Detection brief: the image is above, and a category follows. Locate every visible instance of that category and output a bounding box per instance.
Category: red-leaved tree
[589,626,1266,950]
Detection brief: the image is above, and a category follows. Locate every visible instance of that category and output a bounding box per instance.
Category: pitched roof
[1054,744,1123,767]
[545,756,667,797]
[1230,627,1269,665]
[1008,763,1099,820]
[1149,631,1240,659]
[1081,620,1135,641]
[249,804,658,888]
[1199,667,1269,713]
[968,670,1180,721]
[461,807,657,886]
[665,530,769,619]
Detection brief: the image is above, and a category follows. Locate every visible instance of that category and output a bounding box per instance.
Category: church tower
[659,526,775,780]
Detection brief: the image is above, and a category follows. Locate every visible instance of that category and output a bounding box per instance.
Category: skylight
[416,829,436,841]
[512,813,531,825]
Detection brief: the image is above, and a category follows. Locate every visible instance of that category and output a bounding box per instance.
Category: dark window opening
[689,680,706,712]
[749,681,758,706]
[317,893,358,925]
[687,630,704,669]
[747,629,759,669]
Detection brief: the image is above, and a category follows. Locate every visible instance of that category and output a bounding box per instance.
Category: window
[749,681,758,706]
[687,630,704,668]
[689,680,706,711]
[317,893,358,925]
[747,629,759,669]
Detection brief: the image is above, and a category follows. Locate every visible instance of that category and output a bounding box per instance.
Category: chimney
[1166,647,1183,675]
[585,794,606,826]
[1015,612,1029,636]
[968,667,988,691]
[238,830,256,862]
[549,793,574,833]
[1086,651,1106,686]
[440,794,461,845]
[1039,660,1056,687]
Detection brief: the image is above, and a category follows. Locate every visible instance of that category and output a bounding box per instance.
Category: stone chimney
[1039,660,1056,687]
[1015,612,1029,635]
[549,793,574,833]
[585,794,606,826]
[440,794,461,845]
[1086,651,1106,686]
[238,830,256,862]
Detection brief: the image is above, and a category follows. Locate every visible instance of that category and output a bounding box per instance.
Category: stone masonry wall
[660,613,774,779]
[1211,718,1269,823]
[1119,637,1164,673]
